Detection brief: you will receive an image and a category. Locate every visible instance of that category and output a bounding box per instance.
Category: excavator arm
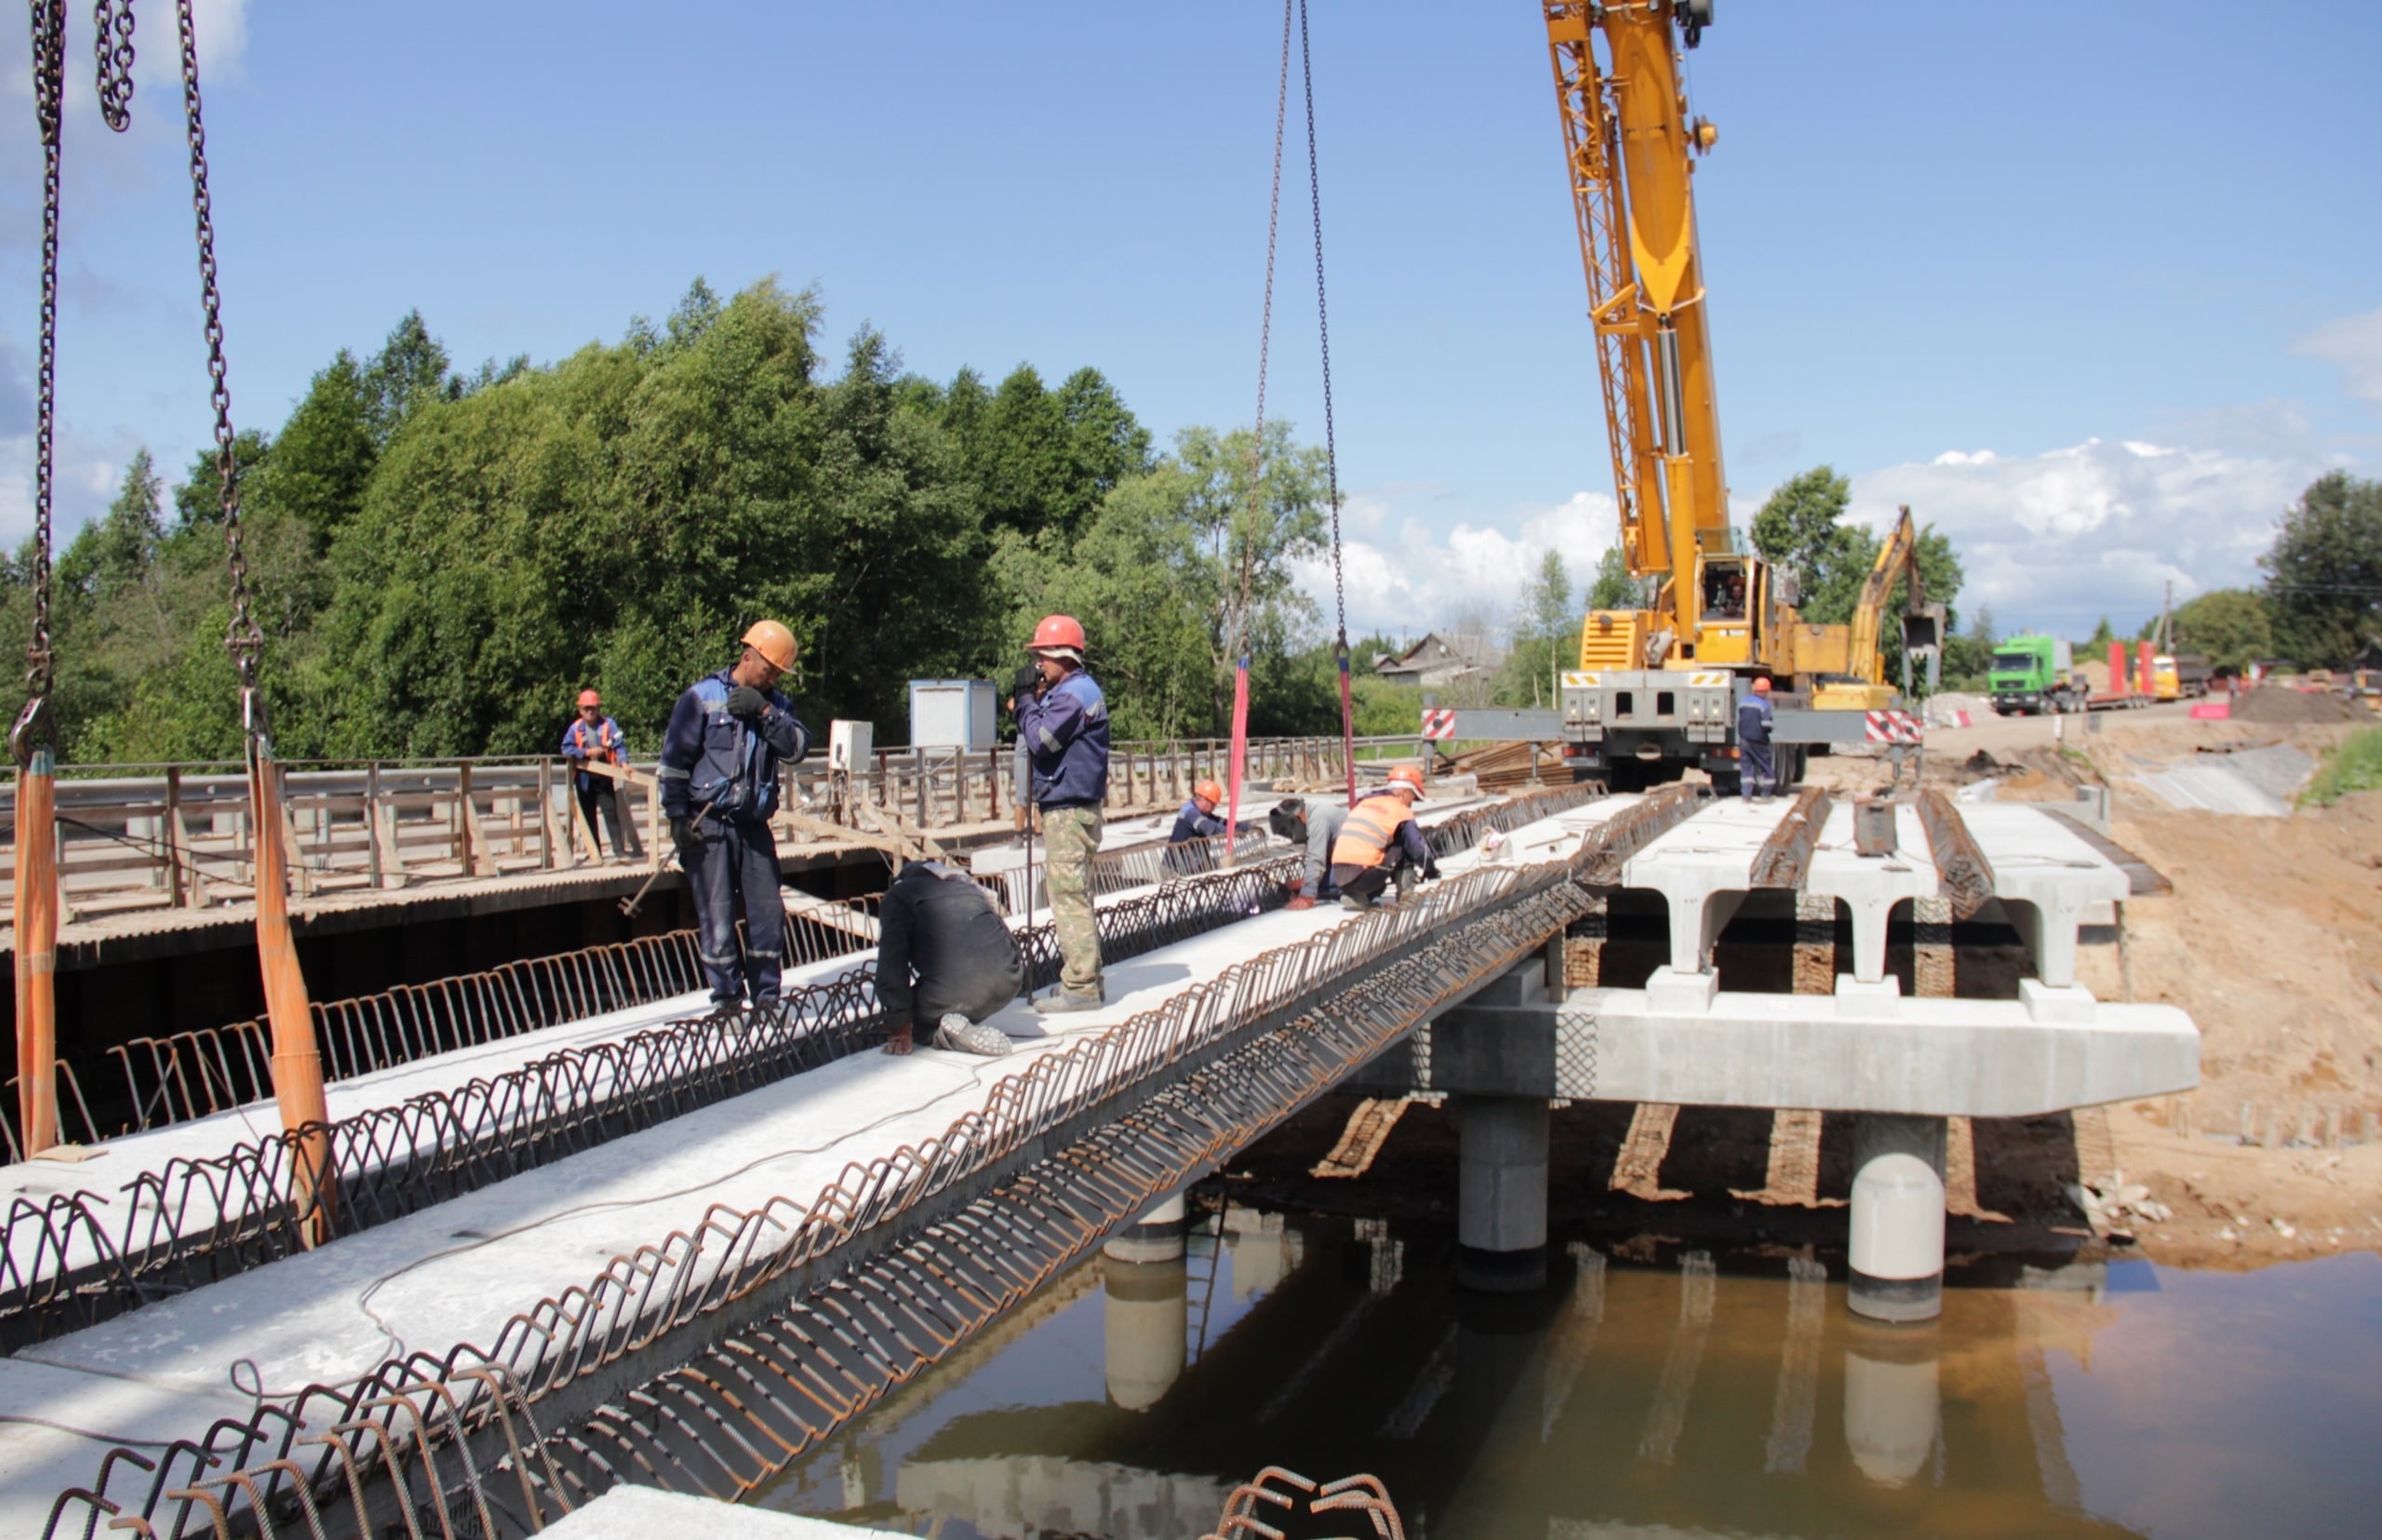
[1844,504,1946,690]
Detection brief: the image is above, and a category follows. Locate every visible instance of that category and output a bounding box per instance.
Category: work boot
[1339,893,1370,912]
[1393,866,1418,901]
[932,1012,1014,1056]
[1034,989,1104,1016]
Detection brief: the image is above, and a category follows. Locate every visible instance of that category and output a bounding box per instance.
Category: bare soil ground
[1813,705,2382,1269]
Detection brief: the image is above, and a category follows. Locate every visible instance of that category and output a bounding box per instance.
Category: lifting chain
[17,0,67,762]
[1298,0,1347,659]
[93,0,135,129]
[1238,0,1295,662]
[167,0,267,713]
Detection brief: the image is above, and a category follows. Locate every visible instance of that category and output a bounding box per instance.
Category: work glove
[670,816,706,858]
[1284,877,1304,897]
[1285,894,1316,912]
[726,685,768,720]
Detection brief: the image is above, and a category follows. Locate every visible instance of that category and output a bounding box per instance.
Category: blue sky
[4,1,2378,643]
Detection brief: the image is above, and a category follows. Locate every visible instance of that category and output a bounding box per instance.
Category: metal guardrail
[0,737,1382,926]
[0,864,1295,1349]
[39,850,1586,1538]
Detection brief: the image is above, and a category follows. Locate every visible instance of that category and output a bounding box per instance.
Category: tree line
[3,280,1387,764]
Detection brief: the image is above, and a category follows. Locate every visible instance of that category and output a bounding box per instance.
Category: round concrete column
[1457,1095,1549,1292]
[1103,1255,1188,1412]
[1848,1115,1947,1322]
[1104,1193,1187,1265]
[1842,1318,1942,1486]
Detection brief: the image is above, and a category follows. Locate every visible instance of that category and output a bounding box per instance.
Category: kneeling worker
[877,860,1024,1057]
[659,620,811,1011]
[1268,796,1348,909]
[1328,764,1439,909]
[1163,779,1228,877]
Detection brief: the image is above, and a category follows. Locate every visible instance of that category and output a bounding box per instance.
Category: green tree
[2263,471,2382,666]
[1941,602,1997,690]
[361,310,453,436]
[1751,465,1867,622]
[1584,543,1637,610]
[1493,550,1573,706]
[172,429,273,529]
[253,351,376,545]
[2082,615,2118,652]
[2171,587,2275,670]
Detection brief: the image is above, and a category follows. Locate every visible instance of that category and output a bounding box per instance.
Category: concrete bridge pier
[1104,1192,1188,1264]
[1848,1114,1947,1323]
[1457,1093,1549,1292]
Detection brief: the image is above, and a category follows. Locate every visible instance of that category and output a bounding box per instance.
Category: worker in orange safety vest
[1327,764,1439,910]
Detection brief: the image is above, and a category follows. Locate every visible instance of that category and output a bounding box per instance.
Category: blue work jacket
[560,716,628,793]
[657,669,811,823]
[1018,668,1110,810]
[1737,692,1774,746]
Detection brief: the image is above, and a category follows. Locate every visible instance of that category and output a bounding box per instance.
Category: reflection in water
[1763,1253,1827,1474]
[754,1211,2382,1539]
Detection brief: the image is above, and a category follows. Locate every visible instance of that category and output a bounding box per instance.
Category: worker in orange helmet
[658,620,812,1011]
[1327,763,1439,910]
[1016,613,1110,1011]
[1163,778,1231,879]
[560,687,642,862]
[1738,676,1776,801]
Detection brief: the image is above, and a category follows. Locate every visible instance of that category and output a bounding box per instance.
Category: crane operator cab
[1690,553,1764,667]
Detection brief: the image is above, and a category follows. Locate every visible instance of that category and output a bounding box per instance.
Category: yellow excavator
[1543,1,1936,789]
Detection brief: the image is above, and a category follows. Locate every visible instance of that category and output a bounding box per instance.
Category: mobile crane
[1543,1,1933,789]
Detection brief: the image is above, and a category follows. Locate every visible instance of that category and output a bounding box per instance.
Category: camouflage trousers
[1041,805,1104,998]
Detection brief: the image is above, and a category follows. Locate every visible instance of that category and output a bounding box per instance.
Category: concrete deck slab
[0,800,1608,1535]
[542,1486,892,1538]
[0,896,1398,1533]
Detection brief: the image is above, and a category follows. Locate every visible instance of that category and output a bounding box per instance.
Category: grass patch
[2302,727,2382,807]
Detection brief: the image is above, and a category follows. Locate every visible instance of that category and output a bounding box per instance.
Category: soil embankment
[1828,703,2382,1268]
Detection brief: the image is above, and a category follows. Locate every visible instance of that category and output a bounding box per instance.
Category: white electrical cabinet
[827,719,874,772]
[907,680,998,750]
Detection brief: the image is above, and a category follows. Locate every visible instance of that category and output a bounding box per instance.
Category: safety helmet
[577,689,602,708]
[741,619,798,673]
[1751,676,1773,694]
[1386,764,1426,799]
[1194,780,1224,808]
[1028,614,1087,659]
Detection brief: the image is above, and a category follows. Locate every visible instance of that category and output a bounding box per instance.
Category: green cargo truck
[1988,636,2085,715]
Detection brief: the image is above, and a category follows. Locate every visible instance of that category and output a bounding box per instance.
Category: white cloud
[1291,489,1620,641]
[2295,306,2382,412]
[1848,435,2335,636]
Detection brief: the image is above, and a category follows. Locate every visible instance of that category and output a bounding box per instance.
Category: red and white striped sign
[1865,710,1923,744]
[1421,709,1457,740]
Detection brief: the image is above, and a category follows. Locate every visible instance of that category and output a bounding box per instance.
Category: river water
[756,1208,2382,1538]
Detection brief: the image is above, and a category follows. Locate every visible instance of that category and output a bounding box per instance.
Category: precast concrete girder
[1406,982,2198,1118]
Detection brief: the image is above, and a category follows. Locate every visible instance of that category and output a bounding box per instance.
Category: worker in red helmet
[1017,614,1110,1012]
[1328,764,1439,909]
[1163,778,1231,879]
[560,688,642,862]
[1737,676,1776,801]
